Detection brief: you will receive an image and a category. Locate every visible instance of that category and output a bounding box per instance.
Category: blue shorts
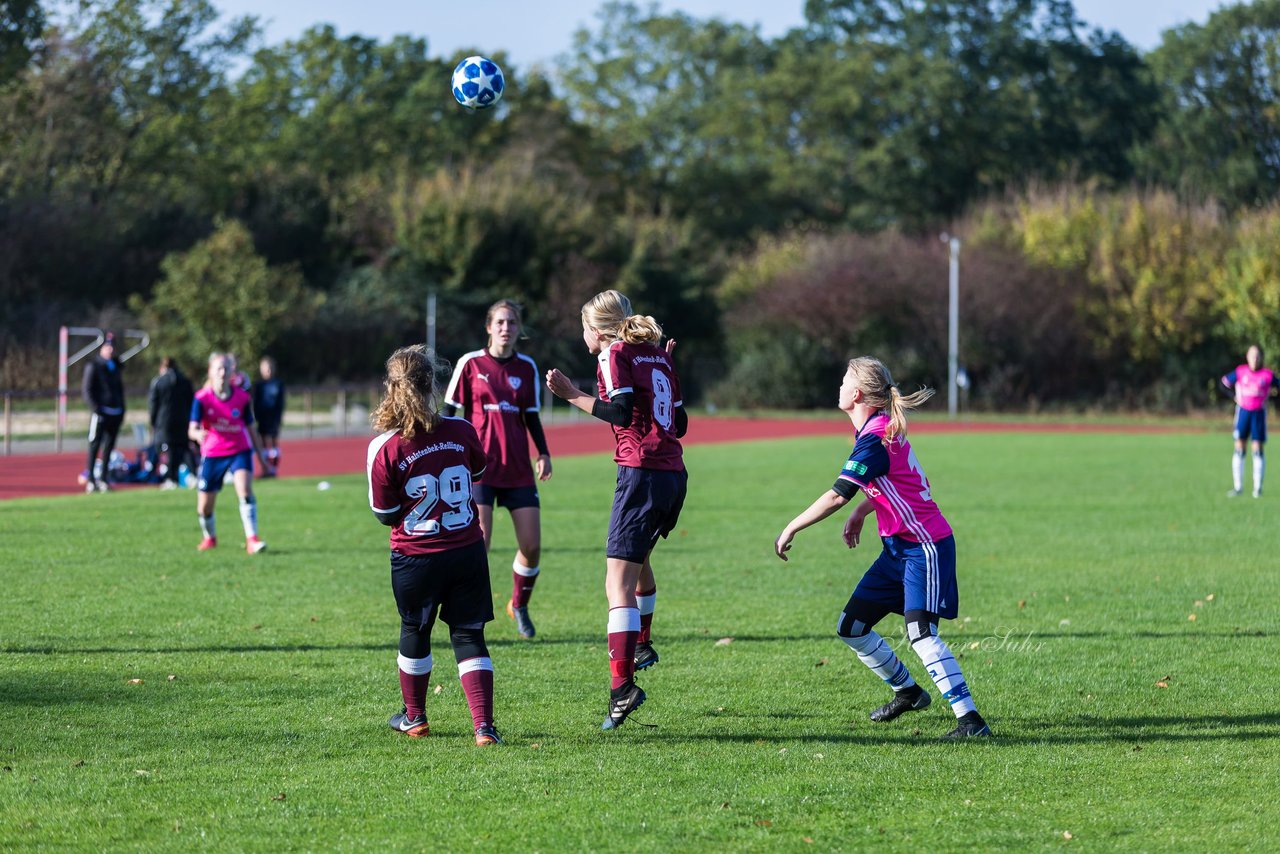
[851,534,959,619]
[1234,407,1267,443]
[606,466,687,564]
[198,449,253,493]
[474,483,540,510]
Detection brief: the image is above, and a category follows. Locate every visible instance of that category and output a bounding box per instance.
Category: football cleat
[246,536,267,555]
[197,536,217,551]
[1253,490,1262,499]
[388,708,430,737]
[633,641,660,671]
[94,479,111,493]
[85,481,97,494]
[602,680,646,731]
[506,600,535,639]
[474,724,504,746]
[941,712,992,739]
[1227,488,1242,497]
[869,685,931,722]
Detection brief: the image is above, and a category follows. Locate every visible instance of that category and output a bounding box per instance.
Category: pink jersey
[1223,365,1277,411]
[836,413,952,543]
[596,340,684,471]
[191,386,254,458]
[366,417,487,556]
[444,349,541,488]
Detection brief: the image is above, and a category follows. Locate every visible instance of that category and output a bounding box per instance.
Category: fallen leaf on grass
[433,684,444,694]
[71,760,85,768]
[167,675,178,682]
[1063,830,1073,840]
[529,743,540,750]
[715,637,734,646]
[1155,681,1170,689]
[271,793,286,802]
[721,802,730,810]
[127,679,144,685]
[1206,594,1215,601]
[252,624,262,631]
[814,658,828,667]
[803,837,814,844]
[1194,600,1204,608]
[755,820,772,827]
[968,642,980,650]
[135,770,150,776]
[1188,614,1197,622]
[1018,600,1026,609]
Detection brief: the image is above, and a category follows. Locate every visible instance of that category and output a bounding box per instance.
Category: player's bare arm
[545,369,593,411]
[775,489,850,561]
[843,498,875,548]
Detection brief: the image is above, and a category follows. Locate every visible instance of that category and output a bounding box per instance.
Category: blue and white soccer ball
[451,56,505,110]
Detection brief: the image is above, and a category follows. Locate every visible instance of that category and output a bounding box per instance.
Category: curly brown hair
[371,345,447,439]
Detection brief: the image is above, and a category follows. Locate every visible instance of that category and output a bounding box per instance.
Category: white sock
[513,559,539,578]
[1233,451,1245,492]
[239,497,258,538]
[636,590,656,619]
[199,514,216,540]
[841,628,915,690]
[910,632,977,718]
[1253,453,1264,495]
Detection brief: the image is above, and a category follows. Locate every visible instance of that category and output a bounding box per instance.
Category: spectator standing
[82,332,125,493]
[148,357,196,489]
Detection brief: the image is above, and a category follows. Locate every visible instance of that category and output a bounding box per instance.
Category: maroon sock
[636,587,657,644]
[512,568,538,608]
[608,607,640,689]
[458,658,494,729]
[399,669,431,720]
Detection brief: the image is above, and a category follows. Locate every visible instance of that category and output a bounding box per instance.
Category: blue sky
[204,0,1229,70]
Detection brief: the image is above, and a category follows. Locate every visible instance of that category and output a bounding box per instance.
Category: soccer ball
[451,56,505,110]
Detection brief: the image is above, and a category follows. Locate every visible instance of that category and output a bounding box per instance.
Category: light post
[940,234,961,418]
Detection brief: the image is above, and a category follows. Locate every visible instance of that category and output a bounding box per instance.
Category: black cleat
[601,681,646,731]
[388,707,429,737]
[633,641,660,671]
[506,600,536,638]
[474,724,504,746]
[941,712,992,739]
[870,685,932,722]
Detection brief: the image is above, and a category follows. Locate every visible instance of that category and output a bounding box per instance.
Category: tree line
[2,0,1278,410]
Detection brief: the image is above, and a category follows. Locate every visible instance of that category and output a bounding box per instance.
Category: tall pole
[947,236,961,419]
[426,291,437,357]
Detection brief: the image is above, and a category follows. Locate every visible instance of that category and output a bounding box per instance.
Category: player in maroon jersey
[367,345,503,746]
[546,290,688,730]
[444,300,552,639]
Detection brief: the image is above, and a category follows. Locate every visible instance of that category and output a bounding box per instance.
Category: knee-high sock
[636,588,656,644]
[239,496,258,538]
[910,632,977,718]
[607,607,640,689]
[398,653,432,720]
[1233,450,1245,492]
[841,629,915,690]
[1253,452,1265,494]
[512,559,539,607]
[458,657,494,730]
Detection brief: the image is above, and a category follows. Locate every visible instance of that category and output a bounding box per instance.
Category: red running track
[0,416,1189,501]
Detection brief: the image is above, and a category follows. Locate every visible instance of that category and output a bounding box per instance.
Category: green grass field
[2,430,1276,850]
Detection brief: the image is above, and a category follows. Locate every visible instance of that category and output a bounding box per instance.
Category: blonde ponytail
[581,289,663,346]
[847,357,934,444]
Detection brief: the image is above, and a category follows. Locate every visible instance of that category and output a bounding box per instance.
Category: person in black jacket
[149,357,196,489]
[252,356,285,477]
[82,333,126,493]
